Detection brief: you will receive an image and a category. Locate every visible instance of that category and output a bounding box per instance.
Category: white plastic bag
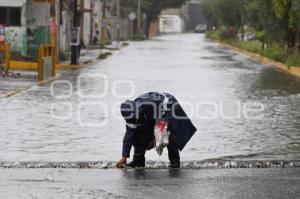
[154,120,170,156]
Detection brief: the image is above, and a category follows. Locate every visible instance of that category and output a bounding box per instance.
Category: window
[0,7,21,26]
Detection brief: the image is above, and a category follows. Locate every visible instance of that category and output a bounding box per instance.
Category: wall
[4,1,27,56]
[5,27,26,54]
[26,0,51,59]
[109,17,130,41]
[3,0,51,59]
[119,18,129,40]
[59,10,71,53]
[159,15,183,33]
[91,0,102,45]
[160,4,189,33]
[148,20,159,38]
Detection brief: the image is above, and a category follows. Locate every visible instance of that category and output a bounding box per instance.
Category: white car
[195,24,207,33]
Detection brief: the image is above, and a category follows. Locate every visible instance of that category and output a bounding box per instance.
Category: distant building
[159,15,184,33]
[0,0,51,59]
[159,4,189,34]
[0,0,106,61]
[0,0,139,62]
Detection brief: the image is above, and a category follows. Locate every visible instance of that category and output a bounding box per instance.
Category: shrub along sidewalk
[206,31,300,68]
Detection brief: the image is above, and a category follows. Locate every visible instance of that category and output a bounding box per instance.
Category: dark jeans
[133,128,180,161]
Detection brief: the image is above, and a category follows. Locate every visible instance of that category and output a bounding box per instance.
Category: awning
[0,0,26,7]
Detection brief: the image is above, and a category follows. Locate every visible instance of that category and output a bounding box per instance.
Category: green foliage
[256,31,266,41]
[121,0,152,18]
[205,30,220,41]
[122,42,129,47]
[97,52,112,60]
[231,40,262,53]
[228,40,299,67]
[59,51,68,62]
[202,0,300,50]
[202,0,220,29]
[121,0,186,38]
[132,33,146,41]
[206,31,300,67]
[272,0,300,33]
[202,0,242,29]
[206,27,237,41]
[285,50,300,66]
[289,0,300,29]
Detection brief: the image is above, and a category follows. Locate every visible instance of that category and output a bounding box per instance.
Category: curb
[1,74,60,98]
[2,86,32,98]
[37,73,61,86]
[8,48,119,71]
[220,43,300,78]
[0,160,299,169]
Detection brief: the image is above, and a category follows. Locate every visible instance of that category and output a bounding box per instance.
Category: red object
[0,24,5,40]
[0,35,4,42]
[0,24,5,51]
[50,19,57,33]
[156,120,168,132]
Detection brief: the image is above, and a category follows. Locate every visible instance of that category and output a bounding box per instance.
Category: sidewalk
[0,71,36,98]
[0,47,118,98]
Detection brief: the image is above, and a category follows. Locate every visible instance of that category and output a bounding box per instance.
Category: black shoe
[169,158,180,168]
[127,155,145,168]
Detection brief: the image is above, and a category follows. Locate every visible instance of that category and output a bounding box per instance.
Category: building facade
[0,0,105,61]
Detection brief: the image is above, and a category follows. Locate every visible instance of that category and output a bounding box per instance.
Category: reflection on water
[0,34,299,162]
[122,169,181,180]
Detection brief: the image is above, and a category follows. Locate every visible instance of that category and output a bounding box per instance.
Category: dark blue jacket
[122,92,197,158]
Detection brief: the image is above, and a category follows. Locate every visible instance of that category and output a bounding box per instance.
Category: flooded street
[1,33,300,162]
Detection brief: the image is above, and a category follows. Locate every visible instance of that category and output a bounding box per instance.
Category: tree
[202,0,220,29]
[121,0,186,38]
[202,0,242,37]
[272,0,300,49]
[245,0,285,48]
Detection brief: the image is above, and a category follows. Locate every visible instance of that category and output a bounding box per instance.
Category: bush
[206,27,237,42]
[59,51,68,61]
[285,51,300,67]
[205,30,220,41]
[230,41,300,67]
[132,33,146,41]
[206,28,300,68]
[97,52,112,60]
[231,40,261,53]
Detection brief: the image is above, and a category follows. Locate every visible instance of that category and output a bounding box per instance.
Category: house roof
[0,0,26,7]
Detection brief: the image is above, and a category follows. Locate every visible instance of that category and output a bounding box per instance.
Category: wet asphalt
[0,34,300,162]
[1,33,300,199]
[0,33,300,162]
[0,168,299,199]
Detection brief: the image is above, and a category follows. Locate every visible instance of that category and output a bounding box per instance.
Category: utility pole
[100,0,107,48]
[137,0,141,33]
[71,0,80,65]
[116,0,120,47]
[240,0,245,41]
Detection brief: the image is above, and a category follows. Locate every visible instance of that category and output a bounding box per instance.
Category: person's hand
[116,157,127,168]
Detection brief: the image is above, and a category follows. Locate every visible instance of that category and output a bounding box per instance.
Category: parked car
[194,24,207,33]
